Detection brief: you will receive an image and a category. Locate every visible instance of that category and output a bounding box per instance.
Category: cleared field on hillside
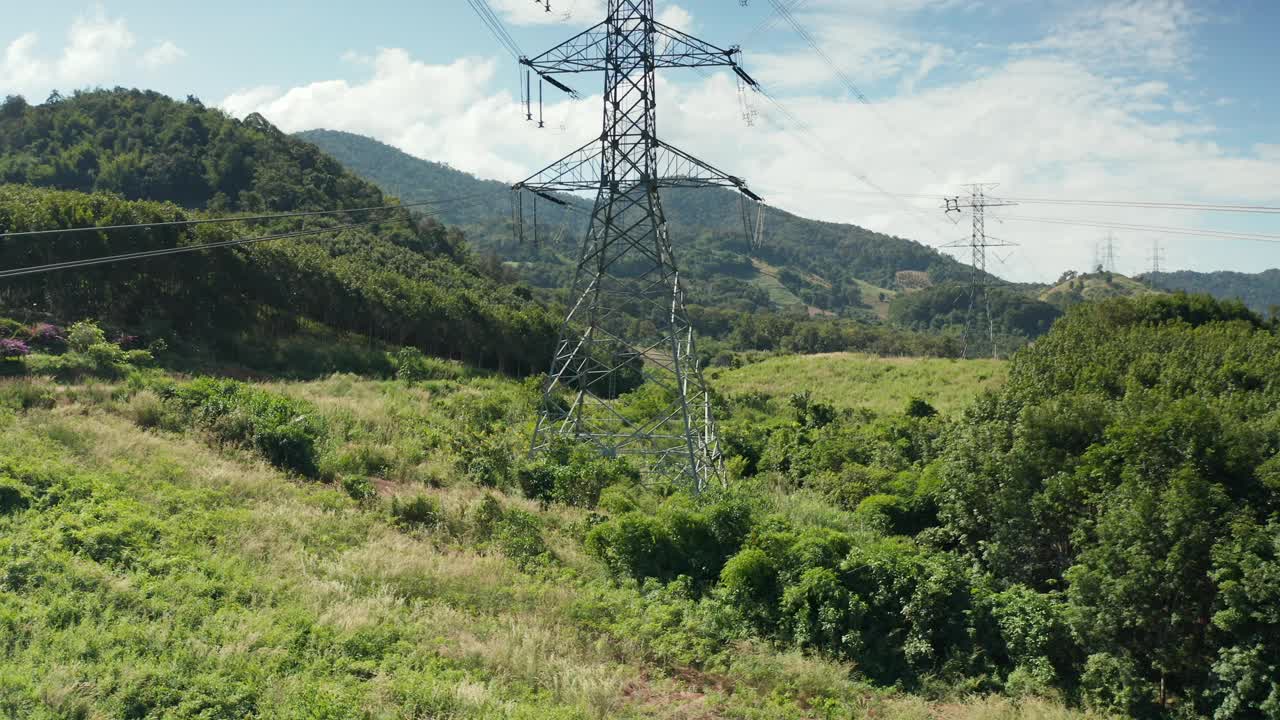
[710,352,1007,415]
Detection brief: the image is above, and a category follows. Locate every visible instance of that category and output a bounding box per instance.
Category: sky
[4,0,1280,282]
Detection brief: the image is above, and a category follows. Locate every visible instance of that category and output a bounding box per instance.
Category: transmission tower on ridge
[510,0,763,492]
[1102,232,1118,274]
[943,184,1017,359]
[1147,238,1165,275]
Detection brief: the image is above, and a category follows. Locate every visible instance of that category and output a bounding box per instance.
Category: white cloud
[140,40,185,69]
[656,4,694,33]
[1,4,135,96]
[223,1,1279,282]
[1014,0,1202,72]
[220,50,593,183]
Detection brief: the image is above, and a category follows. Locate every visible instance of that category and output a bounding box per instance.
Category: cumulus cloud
[1014,0,1202,72]
[656,4,694,33]
[1,4,135,96]
[140,40,185,69]
[221,1,1277,282]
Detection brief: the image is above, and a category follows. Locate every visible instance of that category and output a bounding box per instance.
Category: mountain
[0,90,559,374]
[1144,268,1280,314]
[297,129,987,318]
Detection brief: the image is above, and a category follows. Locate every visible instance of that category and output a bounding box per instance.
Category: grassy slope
[1039,273,1160,305]
[0,370,1088,719]
[709,353,1007,416]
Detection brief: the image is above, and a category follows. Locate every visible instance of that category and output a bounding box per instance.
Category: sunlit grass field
[709,352,1007,417]
[0,366,1092,719]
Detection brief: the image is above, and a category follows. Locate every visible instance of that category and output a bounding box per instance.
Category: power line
[752,86,954,245]
[832,189,1280,215]
[742,0,808,44]
[0,217,410,279]
[0,194,488,241]
[464,0,524,59]
[1002,215,1280,245]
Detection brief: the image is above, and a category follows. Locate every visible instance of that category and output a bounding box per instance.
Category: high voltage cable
[752,86,953,245]
[765,0,870,105]
[464,0,523,59]
[0,194,489,241]
[0,219,401,279]
[999,197,1280,215]
[830,189,1280,215]
[1002,215,1280,245]
[742,0,807,44]
[759,1,952,188]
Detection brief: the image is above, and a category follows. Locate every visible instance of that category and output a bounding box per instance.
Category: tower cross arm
[521,21,610,79]
[652,23,743,70]
[513,138,604,193]
[655,141,762,200]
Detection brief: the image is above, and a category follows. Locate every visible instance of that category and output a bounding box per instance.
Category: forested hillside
[1146,268,1280,314]
[298,129,984,315]
[0,90,559,374]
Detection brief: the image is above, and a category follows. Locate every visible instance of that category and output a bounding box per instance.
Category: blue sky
[4,1,1279,281]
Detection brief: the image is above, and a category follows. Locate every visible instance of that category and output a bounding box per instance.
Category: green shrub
[0,318,26,339]
[494,508,548,568]
[719,547,781,628]
[390,494,440,529]
[0,380,55,411]
[518,453,639,508]
[0,476,31,514]
[341,475,377,502]
[780,567,866,657]
[597,485,639,514]
[392,346,462,382]
[168,378,326,477]
[67,320,107,353]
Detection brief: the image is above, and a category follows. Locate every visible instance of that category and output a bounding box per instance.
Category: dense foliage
[676,293,1279,717]
[889,283,1062,353]
[0,91,560,374]
[1147,268,1280,315]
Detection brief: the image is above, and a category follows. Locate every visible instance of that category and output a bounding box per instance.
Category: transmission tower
[1147,238,1165,275]
[510,0,763,492]
[1102,232,1118,273]
[943,184,1017,359]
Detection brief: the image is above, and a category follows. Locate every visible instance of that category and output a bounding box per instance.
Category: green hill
[1145,268,1280,314]
[297,129,986,317]
[0,90,559,375]
[1039,271,1162,309]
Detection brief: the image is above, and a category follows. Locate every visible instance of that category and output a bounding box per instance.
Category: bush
[67,320,107,353]
[168,378,326,477]
[0,339,30,358]
[0,380,55,411]
[390,494,440,529]
[494,508,548,568]
[341,475,377,502]
[28,323,66,351]
[393,346,462,382]
[517,449,639,508]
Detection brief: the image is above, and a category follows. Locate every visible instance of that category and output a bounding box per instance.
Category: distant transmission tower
[1148,238,1165,275]
[510,0,763,491]
[1102,232,1118,273]
[943,184,1017,359]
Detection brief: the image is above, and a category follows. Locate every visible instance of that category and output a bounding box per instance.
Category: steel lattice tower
[512,0,762,491]
[944,184,1016,359]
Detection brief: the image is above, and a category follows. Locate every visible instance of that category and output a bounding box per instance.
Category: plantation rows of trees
[582,294,1280,718]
